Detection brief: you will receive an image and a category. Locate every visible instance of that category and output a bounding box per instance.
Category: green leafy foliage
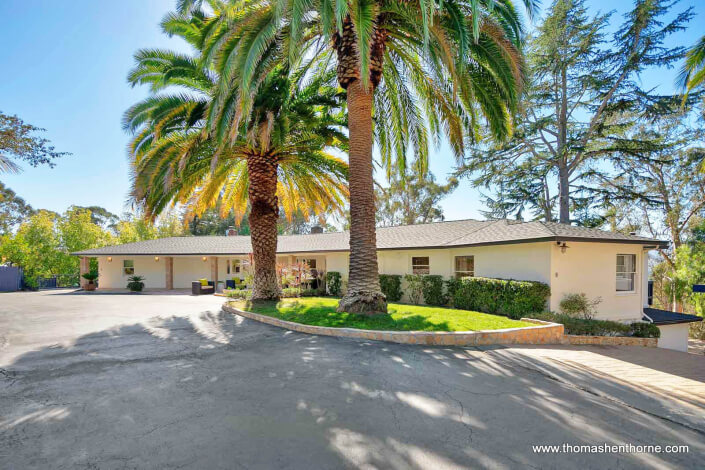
[532,313,660,338]
[225,289,252,300]
[421,275,446,306]
[559,293,602,320]
[81,271,99,282]
[379,274,402,302]
[447,277,550,320]
[326,271,342,296]
[127,275,145,292]
[0,112,69,174]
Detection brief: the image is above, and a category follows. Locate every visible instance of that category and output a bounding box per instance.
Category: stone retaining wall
[562,335,657,348]
[223,304,565,346]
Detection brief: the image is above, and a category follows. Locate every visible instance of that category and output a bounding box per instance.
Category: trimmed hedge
[379,274,403,302]
[531,312,660,338]
[446,277,550,319]
[421,275,446,306]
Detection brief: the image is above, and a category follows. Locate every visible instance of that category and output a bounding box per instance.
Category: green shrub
[421,275,446,306]
[379,274,403,302]
[127,275,145,292]
[448,277,550,319]
[629,322,661,338]
[326,271,342,296]
[690,321,705,340]
[403,274,424,305]
[225,288,252,300]
[81,271,99,283]
[531,313,660,338]
[282,287,301,298]
[300,288,320,297]
[559,293,602,319]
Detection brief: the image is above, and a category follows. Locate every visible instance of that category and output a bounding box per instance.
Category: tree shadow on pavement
[1,311,703,469]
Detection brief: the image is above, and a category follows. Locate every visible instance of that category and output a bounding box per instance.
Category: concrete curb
[222,303,565,346]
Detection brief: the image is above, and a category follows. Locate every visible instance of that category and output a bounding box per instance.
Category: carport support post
[79,257,90,289]
[210,257,218,288]
[165,257,173,290]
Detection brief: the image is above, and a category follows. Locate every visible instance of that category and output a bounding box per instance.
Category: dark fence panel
[0,266,23,292]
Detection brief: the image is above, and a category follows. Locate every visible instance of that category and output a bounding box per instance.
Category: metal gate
[0,266,23,292]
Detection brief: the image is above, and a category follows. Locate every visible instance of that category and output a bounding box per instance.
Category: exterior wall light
[154,256,160,262]
[557,241,569,254]
[107,256,113,262]
[202,256,208,262]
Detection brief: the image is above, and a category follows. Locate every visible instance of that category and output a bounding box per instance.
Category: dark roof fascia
[643,308,703,325]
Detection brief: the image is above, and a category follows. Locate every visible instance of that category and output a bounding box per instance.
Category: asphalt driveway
[1,290,703,469]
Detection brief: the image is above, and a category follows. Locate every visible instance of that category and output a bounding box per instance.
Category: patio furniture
[226,278,244,289]
[192,280,215,295]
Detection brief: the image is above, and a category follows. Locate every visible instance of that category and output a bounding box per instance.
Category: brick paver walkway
[689,338,705,355]
[494,345,705,408]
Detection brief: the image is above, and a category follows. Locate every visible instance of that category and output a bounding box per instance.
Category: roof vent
[310,225,324,234]
[226,226,237,236]
[629,231,637,236]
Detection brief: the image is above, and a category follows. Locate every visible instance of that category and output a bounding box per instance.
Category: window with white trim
[123,259,134,276]
[616,254,636,292]
[454,256,475,279]
[412,257,430,275]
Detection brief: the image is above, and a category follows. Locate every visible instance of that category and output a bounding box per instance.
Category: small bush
[81,271,99,283]
[404,274,424,305]
[326,271,342,296]
[300,288,320,297]
[448,277,550,319]
[225,288,252,300]
[421,275,446,306]
[379,274,403,302]
[531,313,660,338]
[690,321,705,340]
[127,275,145,292]
[559,293,602,319]
[282,287,302,298]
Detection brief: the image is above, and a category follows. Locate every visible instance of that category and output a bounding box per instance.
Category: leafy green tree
[0,112,69,173]
[460,0,692,224]
[72,206,119,231]
[185,0,532,313]
[125,11,348,300]
[0,208,113,286]
[376,171,458,226]
[0,183,34,234]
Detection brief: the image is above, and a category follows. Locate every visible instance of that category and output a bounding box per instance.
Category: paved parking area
[1,290,704,469]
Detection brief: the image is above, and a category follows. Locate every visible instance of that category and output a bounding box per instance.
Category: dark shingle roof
[643,308,703,325]
[73,218,668,256]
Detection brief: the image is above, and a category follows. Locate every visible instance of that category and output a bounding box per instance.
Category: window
[123,260,134,276]
[412,257,430,275]
[227,259,241,275]
[454,256,475,279]
[616,254,636,292]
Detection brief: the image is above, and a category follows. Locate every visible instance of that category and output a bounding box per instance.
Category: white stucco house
[74,218,701,351]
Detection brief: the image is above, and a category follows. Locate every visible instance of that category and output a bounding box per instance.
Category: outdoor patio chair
[191,280,215,295]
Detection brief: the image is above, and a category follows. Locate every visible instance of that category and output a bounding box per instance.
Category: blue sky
[1,0,702,221]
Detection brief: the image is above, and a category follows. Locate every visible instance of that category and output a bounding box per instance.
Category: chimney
[226,226,237,236]
[310,225,324,234]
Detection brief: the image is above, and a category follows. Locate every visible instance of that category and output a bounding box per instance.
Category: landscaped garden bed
[227,297,535,332]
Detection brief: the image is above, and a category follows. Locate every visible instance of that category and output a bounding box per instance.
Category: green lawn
[230,297,534,332]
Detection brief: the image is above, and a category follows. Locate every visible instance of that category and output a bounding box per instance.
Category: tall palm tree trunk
[337,79,387,314]
[247,153,281,300]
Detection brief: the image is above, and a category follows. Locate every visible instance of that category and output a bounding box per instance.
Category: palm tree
[679,35,705,98]
[178,0,532,314]
[125,10,348,300]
